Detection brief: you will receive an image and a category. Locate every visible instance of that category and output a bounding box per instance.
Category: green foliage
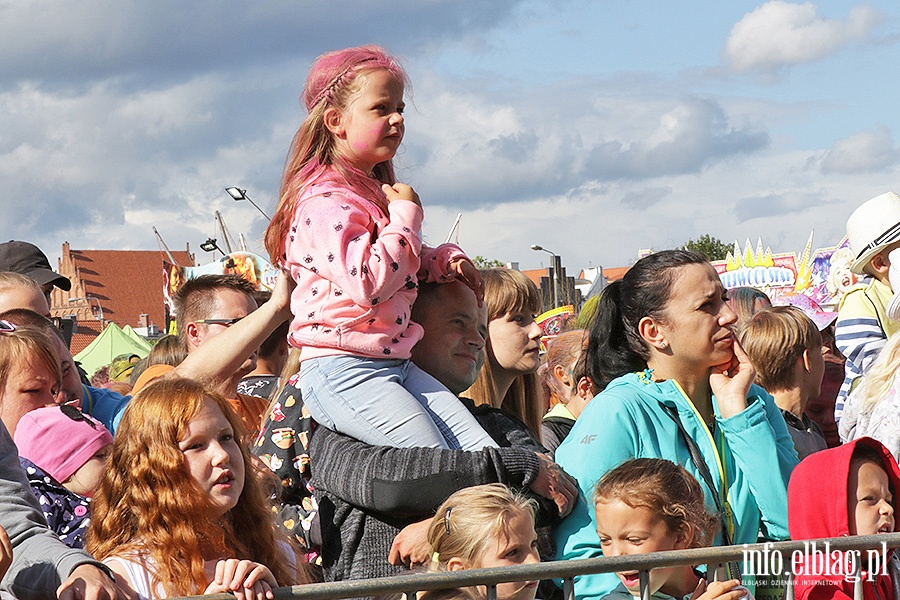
[681,234,731,262]
[472,255,506,269]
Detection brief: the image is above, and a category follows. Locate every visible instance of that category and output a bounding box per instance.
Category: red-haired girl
[86,378,301,599]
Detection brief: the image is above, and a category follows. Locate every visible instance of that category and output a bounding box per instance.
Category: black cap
[0,241,71,291]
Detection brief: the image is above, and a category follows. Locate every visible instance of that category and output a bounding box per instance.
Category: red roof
[602,266,630,282]
[520,268,547,287]
[50,243,194,345]
[69,322,102,356]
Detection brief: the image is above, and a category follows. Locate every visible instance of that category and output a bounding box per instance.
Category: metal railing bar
[562,576,575,600]
[169,533,900,600]
[639,569,650,600]
[784,572,795,600]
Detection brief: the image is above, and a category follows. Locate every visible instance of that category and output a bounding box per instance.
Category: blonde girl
[428,484,540,600]
[840,332,900,459]
[264,45,494,451]
[465,268,545,438]
[87,377,301,599]
[594,459,745,600]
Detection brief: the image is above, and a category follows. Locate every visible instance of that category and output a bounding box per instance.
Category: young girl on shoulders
[427,484,540,600]
[594,458,748,600]
[265,45,494,451]
[86,377,301,599]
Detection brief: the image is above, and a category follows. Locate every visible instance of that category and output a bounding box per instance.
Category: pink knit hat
[14,406,113,484]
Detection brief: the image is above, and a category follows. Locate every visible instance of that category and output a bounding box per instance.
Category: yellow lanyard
[672,380,735,540]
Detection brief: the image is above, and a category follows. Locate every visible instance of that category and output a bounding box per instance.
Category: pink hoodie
[284,176,467,362]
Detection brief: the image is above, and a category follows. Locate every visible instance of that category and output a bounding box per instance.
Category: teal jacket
[553,371,798,600]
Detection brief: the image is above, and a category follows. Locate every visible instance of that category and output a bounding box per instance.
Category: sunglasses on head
[194,317,243,327]
[0,320,16,333]
[60,404,97,430]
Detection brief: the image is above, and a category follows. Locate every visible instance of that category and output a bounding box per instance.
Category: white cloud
[821,125,900,174]
[3,0,898,279]
[403,75,768,209]
[0,0,527,86]
[723,1,882,73]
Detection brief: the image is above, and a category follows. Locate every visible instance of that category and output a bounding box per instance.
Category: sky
[3,0,900,275]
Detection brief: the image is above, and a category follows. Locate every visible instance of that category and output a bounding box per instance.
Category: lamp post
[200,237,226,256]
[225,187,270,220]
[68,295,105,327]
[531,244,561,308]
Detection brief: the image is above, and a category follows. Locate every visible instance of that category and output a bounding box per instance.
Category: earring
[659,341,668,350]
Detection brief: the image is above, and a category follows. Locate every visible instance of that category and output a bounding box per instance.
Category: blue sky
[2,0,900,277]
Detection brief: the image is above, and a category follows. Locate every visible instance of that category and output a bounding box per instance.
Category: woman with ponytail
[553,250,797,600]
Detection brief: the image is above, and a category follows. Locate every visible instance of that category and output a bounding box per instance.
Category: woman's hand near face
[709,339,755,419]
[205,559,276,600]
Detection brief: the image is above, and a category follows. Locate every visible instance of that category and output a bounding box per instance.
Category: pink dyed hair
[265,45,409,265]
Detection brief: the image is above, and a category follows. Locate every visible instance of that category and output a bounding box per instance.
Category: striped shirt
[834,277,898,427]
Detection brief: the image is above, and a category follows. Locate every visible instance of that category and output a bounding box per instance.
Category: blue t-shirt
[81,385,130,434]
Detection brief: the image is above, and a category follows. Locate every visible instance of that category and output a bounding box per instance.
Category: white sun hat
[847,191,900,275]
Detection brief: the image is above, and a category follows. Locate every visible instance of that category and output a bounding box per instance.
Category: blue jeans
[299,356,498,450]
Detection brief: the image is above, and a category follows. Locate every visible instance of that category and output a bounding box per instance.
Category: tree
[472,255,506,269]
[681,234,731,262]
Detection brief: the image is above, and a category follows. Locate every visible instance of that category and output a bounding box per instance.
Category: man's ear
[184,322,203,350]
[324,107,345,137]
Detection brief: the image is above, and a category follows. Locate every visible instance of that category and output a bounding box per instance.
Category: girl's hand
[690,579,748,600]
[205,559,277,600]
[709,339,755,419]
[0,526,11,582]
[382,183,422,208]
[448,258,485,306]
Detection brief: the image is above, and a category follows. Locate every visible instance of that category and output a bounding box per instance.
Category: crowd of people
[3,44,900,600]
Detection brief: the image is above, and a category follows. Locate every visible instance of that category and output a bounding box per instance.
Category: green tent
[74,322,152,378]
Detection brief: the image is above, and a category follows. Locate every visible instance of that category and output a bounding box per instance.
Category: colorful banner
[163,251,280,317]
[536,305,576,353]
[711,234,855,309]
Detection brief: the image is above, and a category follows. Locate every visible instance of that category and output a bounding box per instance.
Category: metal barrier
[172,533,900,600]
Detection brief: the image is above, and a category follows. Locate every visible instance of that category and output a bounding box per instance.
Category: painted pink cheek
[351,123,388,150]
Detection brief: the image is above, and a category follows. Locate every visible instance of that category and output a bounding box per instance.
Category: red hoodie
[789,437,900,600]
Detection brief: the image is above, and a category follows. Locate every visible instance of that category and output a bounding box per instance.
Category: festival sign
[713,239,798,300]
[163,251,280,320]
[712,234,855,310]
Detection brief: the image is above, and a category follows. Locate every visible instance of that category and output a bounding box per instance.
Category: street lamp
[69,295,105,327]
[225,187,270,220]
[200,237,226,256]
[531,244,561,308]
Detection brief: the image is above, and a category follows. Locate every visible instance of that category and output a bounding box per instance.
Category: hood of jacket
[789,437,900,541]
[788,437,900,600]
